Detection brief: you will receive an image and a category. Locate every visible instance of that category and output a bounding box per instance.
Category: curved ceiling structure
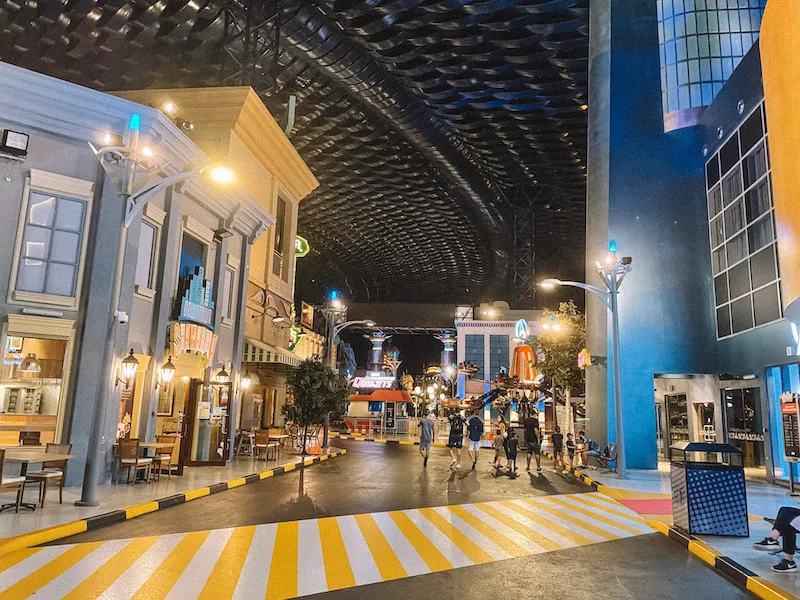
[0,0,588,304]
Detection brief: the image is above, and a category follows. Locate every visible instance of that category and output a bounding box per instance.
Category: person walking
[419,410,436,467]
[492,428,506,469]
[524,413,542,473]
[447,409,466,469]
[466,410,484,469]
[506,429,518,473]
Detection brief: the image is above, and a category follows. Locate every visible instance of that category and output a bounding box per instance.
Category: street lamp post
[320,295,374,449]
[538,243,632,479]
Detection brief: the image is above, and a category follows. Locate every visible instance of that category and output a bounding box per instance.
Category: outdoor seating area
[234,424,322,457]
[0,443,73,513]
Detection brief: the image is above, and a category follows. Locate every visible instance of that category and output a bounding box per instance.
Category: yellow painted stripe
[259,470,275,479]
[197,525,257,600]
[0,548,40,575]
[747,576,800,600]
[283,463,297,472]
[184,487,211,501]
[447,506,528,558]
[687,539,722,566]
[125,501,160,519]
[266,521,298,600]
[647,519,671,535]
[227,477,247,489]
[354,513,407,581]
[399,441,414,445]
[546,496,644,536]
[304,458,315,466]
[389,511,453,572]
[0,521,87,556]
[61,536,160,600]
[320,455,329,461]
[568,494,648,523]
[131,531,210,600]
[499,501,594,546]
[418,508,494,565]
[318,518,357,591]
[475,503,562,552]
[0,542,104,600]
[522,498,618,541]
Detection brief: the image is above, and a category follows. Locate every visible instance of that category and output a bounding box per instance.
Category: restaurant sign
[170,322,218,367]
[352,375,395,389]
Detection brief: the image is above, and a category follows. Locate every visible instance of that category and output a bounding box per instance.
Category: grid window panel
[706,101,781,339]
[464,334,485,380]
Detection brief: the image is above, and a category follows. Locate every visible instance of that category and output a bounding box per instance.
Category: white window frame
[134,203,166,301]
[221,253,240,327]
[8,169,95,310]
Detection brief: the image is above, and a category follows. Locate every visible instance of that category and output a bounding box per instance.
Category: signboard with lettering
[170,322,218,367]
[300,301,314,329]
[177,266,214,327]
[578,349,592,369]
[385,402,395,429]
[781,392,800,459]
[352,376,395,389]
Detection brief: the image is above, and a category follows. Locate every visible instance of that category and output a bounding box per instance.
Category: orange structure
[510,344,538,384]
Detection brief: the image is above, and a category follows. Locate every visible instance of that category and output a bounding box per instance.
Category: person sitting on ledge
[753,506,800,573]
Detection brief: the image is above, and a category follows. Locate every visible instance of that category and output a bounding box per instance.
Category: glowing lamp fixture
[164,102,176,114]
[129,113,141,131]
[538,278,562,289]
[240,371,252,391]
[117,349,139,389]
[365,320,376,327]
[272,315,285,323]
[609,239,617,253]
[439,393,445,400]
[208,166,234,184]
[414,386,422,395]
[215,366,231,386]
[156,356,176,388]
[18,353,41,374]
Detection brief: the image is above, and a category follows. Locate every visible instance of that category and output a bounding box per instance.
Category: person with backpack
[466,410,484,469]
[447,409,466,469]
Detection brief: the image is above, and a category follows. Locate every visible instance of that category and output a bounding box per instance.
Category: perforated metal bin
[670,442,749,537]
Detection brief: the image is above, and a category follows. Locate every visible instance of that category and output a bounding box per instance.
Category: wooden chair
[114,438,152,484]
[153,436,176,481]
[25,443,71,507]
[19,431,41,446]
[0,449,24,512]
[254,430,278,461]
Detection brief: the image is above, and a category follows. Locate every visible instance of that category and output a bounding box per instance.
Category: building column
[437,333,456,369]
[368,332,388,372]
[584,0,716,469]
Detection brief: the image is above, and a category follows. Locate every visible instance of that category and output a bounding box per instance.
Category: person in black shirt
[506,429,518,472]
[447,410,466,469]
[551,426,565,473]
[524,415,542,473]
[466,410,484,469]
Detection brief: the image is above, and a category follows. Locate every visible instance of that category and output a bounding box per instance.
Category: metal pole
[322,311,336,451]
[78,128,138,506]
[609,270,627,479]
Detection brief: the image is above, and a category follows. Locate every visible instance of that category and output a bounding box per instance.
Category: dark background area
[341,333,443,377]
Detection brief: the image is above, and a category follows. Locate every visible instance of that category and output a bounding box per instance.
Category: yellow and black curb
[0,449,346,556]
[331,432,496,449]
[540,450,798,600]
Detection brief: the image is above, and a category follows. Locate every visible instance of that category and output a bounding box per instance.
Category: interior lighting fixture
[141,147,153,158]
[214,366,231,386]
[164,102,176,114]
[18,353,41,374]
[116,349,139,389]
[240,371,252,390]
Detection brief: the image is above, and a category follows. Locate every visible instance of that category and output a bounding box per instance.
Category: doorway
[180,379,231,467]
[723,387,766,473]
[695,402,716,442]
[665,394,689,448]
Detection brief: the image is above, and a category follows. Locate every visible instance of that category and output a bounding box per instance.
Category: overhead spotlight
[175,117,194,131]
[141,147,153,158]
[164,102,176,114]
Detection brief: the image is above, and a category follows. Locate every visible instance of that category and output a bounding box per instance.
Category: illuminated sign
[300,301,314,329]
[578,348,592,369]
[515,319,529,341]
[288,324,305,352]
[170,323,218,367]
[352,376,395,389]
[295,236,310,257]
[177,266,214,327]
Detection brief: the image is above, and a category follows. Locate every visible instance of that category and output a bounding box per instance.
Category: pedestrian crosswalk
[0,492,652,600]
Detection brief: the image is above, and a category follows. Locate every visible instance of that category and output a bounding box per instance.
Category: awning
[243,338,302,367]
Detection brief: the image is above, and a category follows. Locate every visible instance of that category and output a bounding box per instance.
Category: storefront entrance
[722,387,766,474]
[180,379,231,467]
[665,394,689,447]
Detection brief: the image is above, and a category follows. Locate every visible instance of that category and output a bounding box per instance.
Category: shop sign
[300,301,314,328]
[515,319,529,341]
[352,376,395,389]
[170,322,218,366]
[578,348,592,369]
[288,324,305,352]
[781,392,800,458]
[295,236,310,258]
[177,266,214,328]
[727,431,765,442]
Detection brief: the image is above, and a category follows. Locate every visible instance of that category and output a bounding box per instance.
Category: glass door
[181,379,231,467]
[666,394,690,449]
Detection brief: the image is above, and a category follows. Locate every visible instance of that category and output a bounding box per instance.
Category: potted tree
[285,359,350,455]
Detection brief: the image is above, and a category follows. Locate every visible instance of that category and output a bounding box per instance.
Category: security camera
[114,310,129,325]
[621,256,633,265]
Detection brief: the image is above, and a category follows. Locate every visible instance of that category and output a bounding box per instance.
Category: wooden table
[269,434,289,447]
[1,451,72,512]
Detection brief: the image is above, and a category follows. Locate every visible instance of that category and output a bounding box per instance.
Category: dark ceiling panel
[0,0,588,305]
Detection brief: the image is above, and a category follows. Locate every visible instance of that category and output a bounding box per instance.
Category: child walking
[506,430,518,472]
[565,432,575,470]
[492,429,505,468]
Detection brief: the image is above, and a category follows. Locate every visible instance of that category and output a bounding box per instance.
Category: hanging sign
[515,319,529,341]
[170,322,218,367]
[352,376,395,389]
[177,266,215,327]
[578,348,592,369]
[295,236,310,258]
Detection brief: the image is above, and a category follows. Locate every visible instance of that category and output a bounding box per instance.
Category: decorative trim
[226,253,241,270]
[134,285,157,301]
[182,215,215,245]
[11,291,77,308]
[142,202,167,225]
[221,316,233,327]
[29,169,94,200]
[0,449,347,556]
[6,314,75,338]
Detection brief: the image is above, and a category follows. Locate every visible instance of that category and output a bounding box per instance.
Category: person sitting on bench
[753,506,800,573]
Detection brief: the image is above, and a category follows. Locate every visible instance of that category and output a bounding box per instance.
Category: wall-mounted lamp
[240,371,252,391]
[116,349,139,389]
[214,366,231,387]
[155,356,176,389]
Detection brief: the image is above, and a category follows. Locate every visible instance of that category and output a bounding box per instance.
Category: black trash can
[670,441,749,537]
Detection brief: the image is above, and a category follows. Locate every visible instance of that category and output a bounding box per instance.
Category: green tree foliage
[285,359,350,454]
[533,300,587,395]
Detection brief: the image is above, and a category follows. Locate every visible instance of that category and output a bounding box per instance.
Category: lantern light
[117,349,139,388]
